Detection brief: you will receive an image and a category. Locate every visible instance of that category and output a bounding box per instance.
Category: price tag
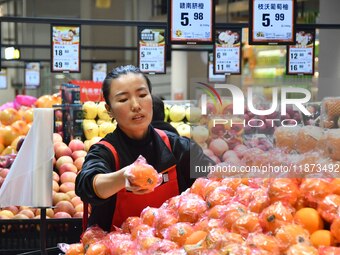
[169,0,214,44]
[51,25,81,73]
[0,70,7,89]
[287,29,315,75]
[25,62,40,88]
[138,27,166,74]
[208,52,225,82]
[92,63,107,82]
[213,29,242,75]
[249,0,296,45]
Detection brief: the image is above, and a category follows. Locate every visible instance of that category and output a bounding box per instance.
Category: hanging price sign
[208,52,225,82]
[25,62,40,88]
[213,29,242,75]
[249,0,296,45]
[138,27,166,74]
[92,63,107,82]
[51,24,81,73]
[169,0,214,44]
[287,29,315,75]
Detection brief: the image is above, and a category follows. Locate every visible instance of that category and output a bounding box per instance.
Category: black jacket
[75,125,214,231]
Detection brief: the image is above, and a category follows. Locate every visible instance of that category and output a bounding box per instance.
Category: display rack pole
[40,207,47,255]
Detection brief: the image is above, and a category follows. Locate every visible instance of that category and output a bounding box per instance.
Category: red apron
[95,129,180,231]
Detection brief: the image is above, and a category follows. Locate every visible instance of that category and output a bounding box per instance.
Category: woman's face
[105,73,152,139]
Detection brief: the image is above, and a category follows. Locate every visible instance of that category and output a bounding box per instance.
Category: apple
[53,180,59,192]
[192,126,209,144]
[54,109,63,122]
[58,162,77,175]
[83,121,99,140]
[53,133,63,143]
[98,121,116,137]
[60,171,77,183]
[54,212,72,219]
[74,157,85,171]
[169,105,186,122]
[18,209,35,219]
[185,106,202,123]
[55,145,72,159]
[4,206,19,215]
[164,104,170,122]
[23,108,34,123]
[56,156,73,170]
[71,150,87,161]
[35,208,54,218]
[53,192,71,205]
[54,200,75,217]
[71,196,82,208]
[59,182,75,193]
[97,101,111,121]
[66,190,77,199]
[68,139,85,152]
[176,123,191,138]
[82,101,98,119]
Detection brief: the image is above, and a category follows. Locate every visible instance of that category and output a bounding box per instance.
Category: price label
[138,27,166,74]
[249,0,296,44]
[92,63,107,82]
[0,70,7,89]
[170,0,214,44]
[25,62,40,88]
[287,30,315,75]
[214,29,242,74]
[51,25,81,73]
[208,52,225,82]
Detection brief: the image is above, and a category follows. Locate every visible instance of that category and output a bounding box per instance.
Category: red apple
[54,200,75,216]
[54,212,72,219]
[53,180,59,192]
[52,171,60,182]
[53,192,71,205]
[55,146,72,159]
[71,150,87,161]
[73,212,83,218]
[66,190,77,199]
[53,133,63,143]
[56,156,73,170]
[58,162,77,175]
[74,157,85,171]
[68,139,85,152]
[59,182,75,193]
[60,171,77,183]
[71,196,82,208]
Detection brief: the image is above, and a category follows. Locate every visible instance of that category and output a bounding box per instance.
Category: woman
[75,65,214,232]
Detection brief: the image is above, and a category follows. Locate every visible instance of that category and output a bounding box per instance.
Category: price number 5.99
[262,13,285,27]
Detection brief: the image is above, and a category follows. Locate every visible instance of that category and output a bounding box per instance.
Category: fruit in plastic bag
[286,243,318,255]
[65,243,85,255]
[275,224,310,252]
[317,194,340,223]
[330,217,340,242]
[81,226,107,247]
[162,222,194,246]
[125,155,162,191]
[246,233,280,255]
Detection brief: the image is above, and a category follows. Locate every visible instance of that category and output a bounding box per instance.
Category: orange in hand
[128,164,160,190]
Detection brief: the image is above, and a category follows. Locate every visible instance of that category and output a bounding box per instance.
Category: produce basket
[0,218,82,255]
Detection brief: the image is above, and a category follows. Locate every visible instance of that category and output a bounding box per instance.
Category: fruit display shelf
[0,218,82,255]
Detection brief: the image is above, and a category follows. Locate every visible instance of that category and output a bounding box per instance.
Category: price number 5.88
[180,12,204,26]
[262,13,285,27]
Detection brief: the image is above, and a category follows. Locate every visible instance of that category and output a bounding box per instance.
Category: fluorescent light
[5,47,20,60]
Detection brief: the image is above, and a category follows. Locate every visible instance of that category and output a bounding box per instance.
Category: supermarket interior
[1,0,340,254]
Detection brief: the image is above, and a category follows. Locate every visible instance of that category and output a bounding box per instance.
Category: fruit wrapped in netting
[124,155,162,192]
[61,176,340,254]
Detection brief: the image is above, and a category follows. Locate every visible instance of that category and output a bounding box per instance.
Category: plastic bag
[124,155,162,192]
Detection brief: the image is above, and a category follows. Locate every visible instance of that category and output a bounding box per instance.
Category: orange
[248,187,270,213]
[81,226,107,247]
[130,223,154,240]
[299,178,332,204]
[128,163,160,190]
[153,209,178,238]
[121,216,142,234]
[294,207,324,234]
[190,178,210,198]
[220,178,242,192]
[140,206,158,227]
[231,213,261,238]
[330,217,340,242]
[259,202,294,234]
[275,224,310,252]
[202,180,221,199]
[222,202,247,230]
[286,243,318,255]
[65,243,84,255]
[184,230,208,245]
[85,242,109,255]
[268,178,299,206]
[178,195,208,223]
[205,186,232,208]
[207,205,229,219]
[246,233,280,254]
[317,194,340,223]
[310,230,334,248]
[165,222,194,246]
[331,178,340,195]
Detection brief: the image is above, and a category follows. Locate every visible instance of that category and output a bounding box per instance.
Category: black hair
[152,95,165,121]
[102,65,152,106]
